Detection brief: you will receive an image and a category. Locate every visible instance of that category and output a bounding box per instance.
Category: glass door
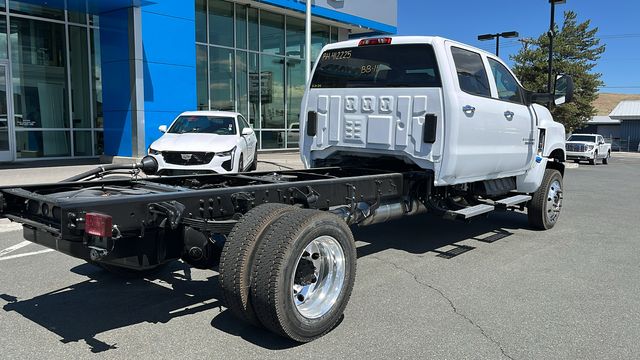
[0,64,11,162]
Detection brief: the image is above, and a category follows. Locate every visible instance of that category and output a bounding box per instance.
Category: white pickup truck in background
[566,133,611,165]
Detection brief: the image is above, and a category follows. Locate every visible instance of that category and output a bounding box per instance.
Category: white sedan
[148,111,258,175]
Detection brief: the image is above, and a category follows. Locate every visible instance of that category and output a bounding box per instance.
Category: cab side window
[451,47,491,97]
[488,58,523,103]
[239,115,251,132]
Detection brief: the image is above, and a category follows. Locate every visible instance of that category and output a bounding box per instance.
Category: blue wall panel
[103,111,132,156]
[141,0,196,149]
[100,7,132,156]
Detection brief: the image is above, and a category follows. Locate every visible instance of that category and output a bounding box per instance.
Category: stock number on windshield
[322,50,352,61]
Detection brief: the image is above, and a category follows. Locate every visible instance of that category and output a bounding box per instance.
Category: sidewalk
[0,151,304,187]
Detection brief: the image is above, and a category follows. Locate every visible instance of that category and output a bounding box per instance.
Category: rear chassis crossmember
[0,167,428,270]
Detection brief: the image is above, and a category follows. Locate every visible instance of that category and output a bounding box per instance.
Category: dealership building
[0,0,397,162]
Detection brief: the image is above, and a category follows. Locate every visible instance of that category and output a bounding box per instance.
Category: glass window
[210,46,235,111]
[311,23,330,61]
[11,18,69,129]
[287,57,304,128]
[69,26,91,128]
[311,44,442,89]
[196,45,209,110]
[90,28,103,128]
[196,0,207,43]
[260,54,284,129]
[286,17,305,59]
[260,11,284,56]
[168,115,236,135]
[488,58,522,103]
[331,27,339,43]
[68,0,87,24]
[94,131,103,155]
[209,0,233,47]
[0,18,7,60]
[248,53,259,127]
[451,47,491,97]
[73,131,92,156]
[16,131,71,158]
[9,1,65,20]
[248,8,259,51]
[236,4,247,49]
[261,131,281,149]
[237,51,248,118]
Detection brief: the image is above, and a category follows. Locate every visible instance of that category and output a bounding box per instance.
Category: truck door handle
[462,105,475,115]
[504,111,514,120]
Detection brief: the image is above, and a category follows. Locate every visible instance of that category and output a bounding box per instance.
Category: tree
[511,11,605,132]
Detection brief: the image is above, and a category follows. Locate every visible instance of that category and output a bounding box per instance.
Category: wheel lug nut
[311,253,320,260]
[303,251,310,257]
[311,277,317,283]
[297,294,305,302]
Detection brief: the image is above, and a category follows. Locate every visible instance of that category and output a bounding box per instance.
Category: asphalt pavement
[1,153,640,359]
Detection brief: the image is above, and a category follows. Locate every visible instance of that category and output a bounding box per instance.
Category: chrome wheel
[291,235,346,319]
[546,179,563,224]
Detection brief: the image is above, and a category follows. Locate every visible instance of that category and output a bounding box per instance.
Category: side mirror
[554,74,574,106]
[242,127,254,136]
[158,125,168,133]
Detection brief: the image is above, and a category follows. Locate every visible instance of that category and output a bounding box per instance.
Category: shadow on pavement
[2,261,221,353]
[1,210,529,353]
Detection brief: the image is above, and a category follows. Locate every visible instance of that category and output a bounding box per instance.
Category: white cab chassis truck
[0,36,573,343]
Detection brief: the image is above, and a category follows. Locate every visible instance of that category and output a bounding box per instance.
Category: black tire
[589,152,597,165]
[251,210,357,342]
[238,154,244,173]
[528,169,563,230]
[249,149,258,171]
[603,151,610,165]
[88,261,170,279]
[219,203,297,327]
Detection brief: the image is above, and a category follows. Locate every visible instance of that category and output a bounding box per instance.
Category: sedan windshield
[168,116,236,135]
[568,135,596,142]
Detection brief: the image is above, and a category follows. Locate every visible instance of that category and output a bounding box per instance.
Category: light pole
[305,0,312,84]
[548,0,566,95]
[477,31,519,57]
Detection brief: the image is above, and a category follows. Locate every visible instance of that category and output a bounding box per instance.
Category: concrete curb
[565,162,579,169]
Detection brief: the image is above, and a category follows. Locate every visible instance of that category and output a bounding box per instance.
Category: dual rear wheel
[219,204,357,342]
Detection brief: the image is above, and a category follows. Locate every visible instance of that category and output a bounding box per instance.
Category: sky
[397,0,640,94]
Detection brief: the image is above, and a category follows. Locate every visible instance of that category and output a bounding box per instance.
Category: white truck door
[485,57,535,173]
[445,45,504,181]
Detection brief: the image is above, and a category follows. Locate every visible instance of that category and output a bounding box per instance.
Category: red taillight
[85,213,113,237]
[358,37,392,46]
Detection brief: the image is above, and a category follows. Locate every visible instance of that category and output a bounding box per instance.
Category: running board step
[494,195,532,210]
[444,204,495,221]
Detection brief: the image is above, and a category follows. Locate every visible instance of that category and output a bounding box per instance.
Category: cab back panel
[302,88,444,171]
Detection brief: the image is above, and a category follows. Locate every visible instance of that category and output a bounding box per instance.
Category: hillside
[594,93,640,116]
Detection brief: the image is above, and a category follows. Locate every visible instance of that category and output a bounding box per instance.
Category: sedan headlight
[148,147,160,155]
[216,147,236,157]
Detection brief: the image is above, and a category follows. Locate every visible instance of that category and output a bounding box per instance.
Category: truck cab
[300,36,569,194]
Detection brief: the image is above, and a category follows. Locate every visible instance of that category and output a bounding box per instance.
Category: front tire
[251,210,357,342]
[603,151,610,165]
[248,149,258,171]
[589,152,597,165]
[237,154,244,173]
[528,169,563,230]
